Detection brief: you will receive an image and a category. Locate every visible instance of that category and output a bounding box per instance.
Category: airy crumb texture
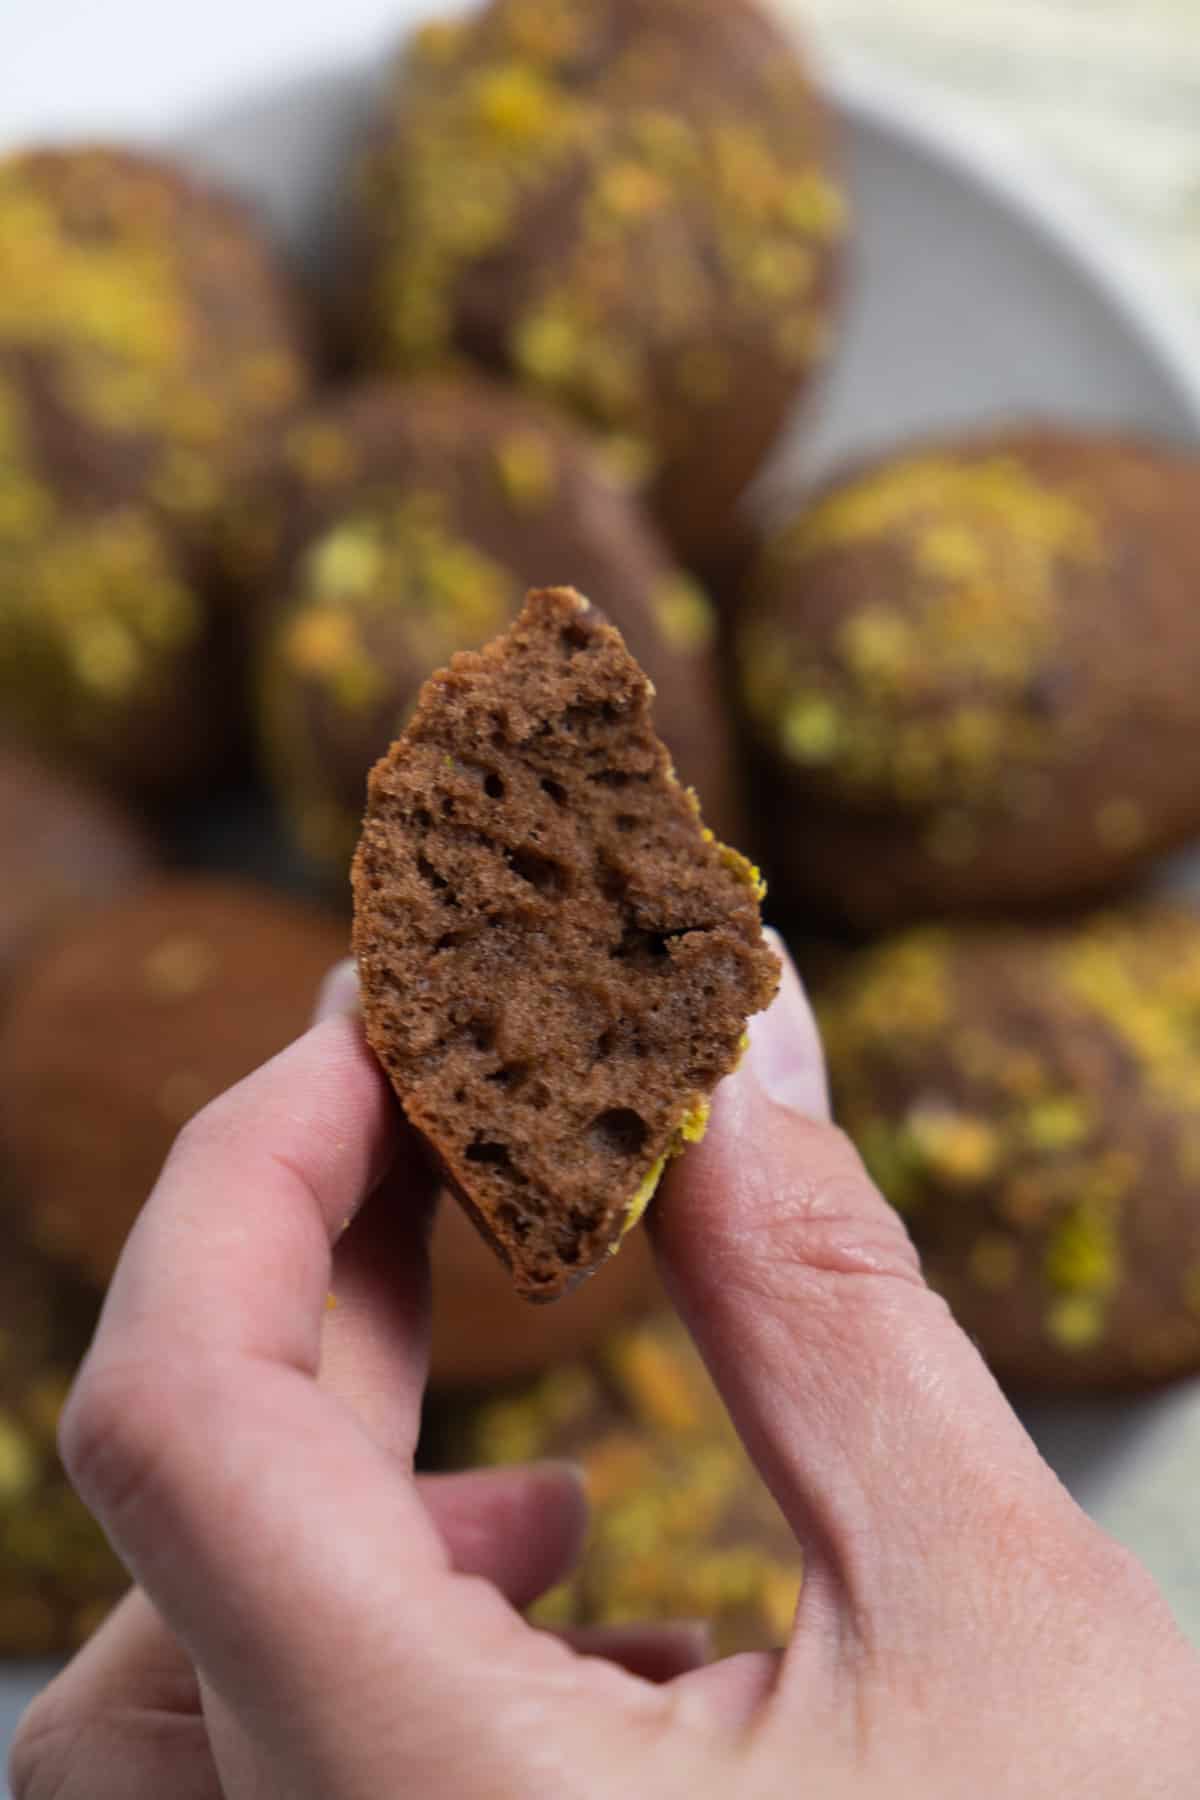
[352,585,777,1299]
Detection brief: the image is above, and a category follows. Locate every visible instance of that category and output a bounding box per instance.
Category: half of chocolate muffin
[352,586,777,1299]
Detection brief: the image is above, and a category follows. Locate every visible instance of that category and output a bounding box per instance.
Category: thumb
[650,940,1081,1656]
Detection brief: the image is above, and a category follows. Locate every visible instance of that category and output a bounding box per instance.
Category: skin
[10,940,1200,1799]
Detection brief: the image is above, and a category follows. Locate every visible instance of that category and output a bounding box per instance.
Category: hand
[11,944,1200,1799]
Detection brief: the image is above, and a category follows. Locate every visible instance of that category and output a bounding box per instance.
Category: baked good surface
[353,586,778,1299]
[453,1312,802,1653]
[0,396,228,796]
[428,1191,660,1386]
[0,144,312,539]
[0,746,155,991]
[0,878,347,1288]
[0,1238,126,1656]
[347,0,844,561]
[249,375,739,873]
[737,429,1200,927]
[0,145,313,796]
[821,909,1200,1392]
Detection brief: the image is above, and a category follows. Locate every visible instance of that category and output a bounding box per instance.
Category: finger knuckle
[730,1118,925,1299]
[58,1360,173,1544]
[165,1095,231,1171]
[8,1696,76,1800]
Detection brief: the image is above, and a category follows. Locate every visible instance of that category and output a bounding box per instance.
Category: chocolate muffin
[0,145,312,540]
[0,1236,126,1656]
[820,909,1200,1392]
[736,430,1200,928]
[0,746,155,993]
[0,879,347,1289]
[0,374,229,796]
[250,375,740,876]
[347,0,844,562]
[456,1312,802,1653]
[352,587,778,1300]
[429,1194,660,1387]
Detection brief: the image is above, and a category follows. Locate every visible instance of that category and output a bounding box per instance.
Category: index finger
[57,1015,479,1753]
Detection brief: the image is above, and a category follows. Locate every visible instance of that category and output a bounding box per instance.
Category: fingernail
[311,957,360,1026]
[745,929,830,1119]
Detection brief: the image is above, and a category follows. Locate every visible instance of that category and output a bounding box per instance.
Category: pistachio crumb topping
[0,149,308,525]
[357,0,841,463]
[469,1318,802,1652]
[740,452,1106,824]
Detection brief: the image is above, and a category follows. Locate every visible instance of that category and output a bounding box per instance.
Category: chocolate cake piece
[352,586,777,1299]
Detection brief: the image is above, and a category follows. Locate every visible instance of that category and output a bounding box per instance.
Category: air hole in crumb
[590,768,630,788]
[615,814,639,833]
[590,1107,648,1157]
[487,1061,530,1092]
[441,796,455,817]
[416,853,448,892]
[497,1201,531,1242]
[484,771,505,800]
[561,623,591,653]
[466,1138,512,1169]
[414,807,433,829]
[596,858,627,904]
[613,925,671,962]
[509,847,564,894]
[568,1207,599,1236]
[541,777,567,806]
[526,1081,552,1110]
[453,1088,465,1104]
[596,1026,616,1059]
[559,1241,581,1265]
[434,929,464,952]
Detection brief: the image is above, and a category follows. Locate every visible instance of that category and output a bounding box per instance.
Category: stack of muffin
[1,0,1198,1661]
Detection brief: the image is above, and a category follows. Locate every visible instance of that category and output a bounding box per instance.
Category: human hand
[11,944,1200,1798]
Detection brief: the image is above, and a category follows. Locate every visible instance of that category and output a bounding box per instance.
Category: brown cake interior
[353,587,776,1299]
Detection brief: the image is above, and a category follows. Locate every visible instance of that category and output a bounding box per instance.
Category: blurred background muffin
[0,1240,126,1655]
[0,146,313,544]
[0,878,348,1288]
[736,430,1200,929]
[346,0,844,564]
[429,1197,660,1389]
[446,1311,801,1653]
[0,147,317,799]
[0,746,156,992]
[820,908,1200,1392]
[0,509,233,800]
[249,375,739,876]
